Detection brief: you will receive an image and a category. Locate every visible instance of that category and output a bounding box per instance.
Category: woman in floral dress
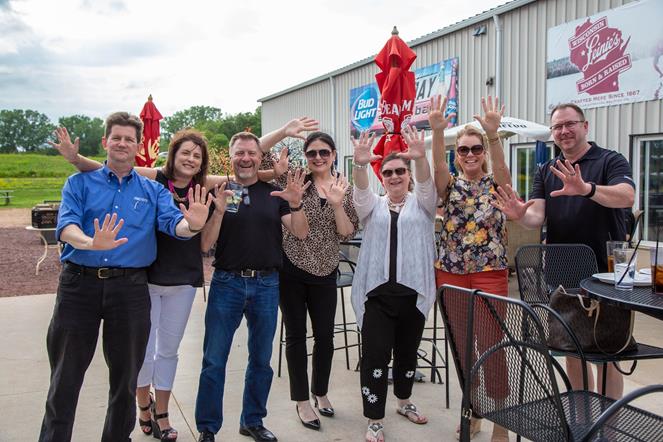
[430,95,511,442]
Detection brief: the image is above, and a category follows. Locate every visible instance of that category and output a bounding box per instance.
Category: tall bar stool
[334,251,360,370]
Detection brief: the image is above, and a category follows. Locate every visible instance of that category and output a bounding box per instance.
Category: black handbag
[547,285,637,354]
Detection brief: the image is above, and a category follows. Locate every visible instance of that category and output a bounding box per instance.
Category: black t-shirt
[213,180,290,270]
[147,170,204,287]
[368,209,417,297]
[531,142,635,272]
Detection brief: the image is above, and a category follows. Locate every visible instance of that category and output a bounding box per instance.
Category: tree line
[0,106,262,156]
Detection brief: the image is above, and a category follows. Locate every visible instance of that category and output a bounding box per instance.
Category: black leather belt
[226,268,277,278]
[64,262,146,279]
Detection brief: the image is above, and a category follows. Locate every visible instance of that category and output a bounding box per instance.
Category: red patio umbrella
[371,26,417,179]
[136,94,163,167]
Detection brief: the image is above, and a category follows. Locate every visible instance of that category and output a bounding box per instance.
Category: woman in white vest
[350,125,437,442]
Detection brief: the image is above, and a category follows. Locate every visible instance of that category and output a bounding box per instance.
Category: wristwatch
[583,181,596,198]
[289,202,304,212]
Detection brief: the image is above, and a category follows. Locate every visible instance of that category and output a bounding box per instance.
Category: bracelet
[289,202,304,212]
[188,225,203,234]
[583,181,597,198]
[486,135,500,144]
[353,162,369,169]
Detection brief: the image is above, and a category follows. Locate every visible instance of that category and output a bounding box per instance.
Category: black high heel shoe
[314,397,335,418]
[151,402,178,441]
[137,393,154,436]
[296,404,321,431]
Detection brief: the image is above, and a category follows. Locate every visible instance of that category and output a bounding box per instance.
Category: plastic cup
[225,182,244,213]
[650,247,663,295]
[606,240,628,273]
[613,248,636,291]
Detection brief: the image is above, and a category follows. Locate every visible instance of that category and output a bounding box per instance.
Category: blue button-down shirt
[56,165,185,268]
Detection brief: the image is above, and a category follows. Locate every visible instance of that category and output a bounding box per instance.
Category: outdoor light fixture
[473,25,487,36]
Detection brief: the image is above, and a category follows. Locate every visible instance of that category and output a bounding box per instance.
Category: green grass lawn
[0,178,67,208]
[0,154,104,208]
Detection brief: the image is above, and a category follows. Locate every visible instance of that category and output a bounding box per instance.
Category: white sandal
[366,422,385,442]
[397,403,428,425]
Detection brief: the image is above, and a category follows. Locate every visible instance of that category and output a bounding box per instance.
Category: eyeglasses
[242,187,250,206]
[550,120,585,132]
[456,145,485,156]
[381,167,408,178]
[304,149,332,159]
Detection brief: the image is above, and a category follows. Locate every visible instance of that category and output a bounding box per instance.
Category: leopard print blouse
[265,155,359,276]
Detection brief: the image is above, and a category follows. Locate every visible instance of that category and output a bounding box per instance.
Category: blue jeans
[195,270,279,433]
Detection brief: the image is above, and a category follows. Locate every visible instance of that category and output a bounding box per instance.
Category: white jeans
[137,284,196,390]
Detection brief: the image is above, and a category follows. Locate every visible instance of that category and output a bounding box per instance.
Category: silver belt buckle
[97,268,111,279]
[240,269,257,278]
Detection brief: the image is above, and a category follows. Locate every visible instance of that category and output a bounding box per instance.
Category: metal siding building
[260,0,663,240]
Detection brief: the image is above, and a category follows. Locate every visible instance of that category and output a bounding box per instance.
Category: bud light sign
[350,84,380,133]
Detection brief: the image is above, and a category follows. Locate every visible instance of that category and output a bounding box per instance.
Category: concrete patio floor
[1,276,662,442]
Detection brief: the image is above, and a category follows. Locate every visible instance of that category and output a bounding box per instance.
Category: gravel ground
[0,209,215,297]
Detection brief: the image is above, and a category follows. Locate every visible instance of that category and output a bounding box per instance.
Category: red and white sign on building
[546,0,663,111]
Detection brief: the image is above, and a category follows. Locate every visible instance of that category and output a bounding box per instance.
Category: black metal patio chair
[438,284,663,442]
[515,244,663,394]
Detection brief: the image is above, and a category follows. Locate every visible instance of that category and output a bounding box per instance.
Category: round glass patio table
[580,277,663,321]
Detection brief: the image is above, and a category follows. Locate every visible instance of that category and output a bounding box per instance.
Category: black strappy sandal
[151,405,178,441]
[137,393,154,436]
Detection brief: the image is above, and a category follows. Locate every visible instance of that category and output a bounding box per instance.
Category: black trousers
[360,294,425,420]
[39,267,151,442]
[279,272,337,401]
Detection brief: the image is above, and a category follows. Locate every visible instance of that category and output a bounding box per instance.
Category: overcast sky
[1,0,504,121]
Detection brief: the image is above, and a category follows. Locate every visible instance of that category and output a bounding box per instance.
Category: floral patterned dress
[436,174,508,274]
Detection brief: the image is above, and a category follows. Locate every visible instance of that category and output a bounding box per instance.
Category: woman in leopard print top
[260,125,359,431]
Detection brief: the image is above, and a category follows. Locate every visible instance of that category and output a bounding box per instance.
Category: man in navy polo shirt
[495,103,635,400]
[39,112,212,442]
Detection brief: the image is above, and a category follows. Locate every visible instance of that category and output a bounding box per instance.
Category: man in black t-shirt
[194,132,309,442]
[494,103,635,401]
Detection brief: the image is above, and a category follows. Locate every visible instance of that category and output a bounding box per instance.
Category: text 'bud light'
[350,85,379,132]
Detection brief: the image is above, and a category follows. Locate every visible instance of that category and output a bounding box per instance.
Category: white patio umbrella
[424,116,551,148]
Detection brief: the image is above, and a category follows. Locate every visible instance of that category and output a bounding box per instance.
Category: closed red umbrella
[137,94,163,167]
[371,27,417,179]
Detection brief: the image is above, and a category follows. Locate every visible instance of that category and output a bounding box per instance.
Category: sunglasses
[456,144,485,156]
[304,149,332,159]
[381,167,408,178]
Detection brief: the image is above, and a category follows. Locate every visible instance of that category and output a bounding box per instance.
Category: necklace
[387,194,407,212]
[167,179,193,203]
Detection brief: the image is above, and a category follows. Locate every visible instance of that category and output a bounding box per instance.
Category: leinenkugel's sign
[349,57,459,138]
[546,0,663,111]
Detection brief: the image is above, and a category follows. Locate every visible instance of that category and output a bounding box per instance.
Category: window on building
[344,156,354,185]
[633,136,663,241]
[511,142,554,201]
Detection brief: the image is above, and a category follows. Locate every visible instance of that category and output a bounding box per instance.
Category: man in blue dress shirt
[39,112,212,442]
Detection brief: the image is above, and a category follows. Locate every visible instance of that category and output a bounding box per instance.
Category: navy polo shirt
[56,164,185,268]
[531,142,635,272]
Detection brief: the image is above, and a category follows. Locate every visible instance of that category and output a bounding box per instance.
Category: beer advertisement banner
[546,0,663,112]
[349,57,459,138]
